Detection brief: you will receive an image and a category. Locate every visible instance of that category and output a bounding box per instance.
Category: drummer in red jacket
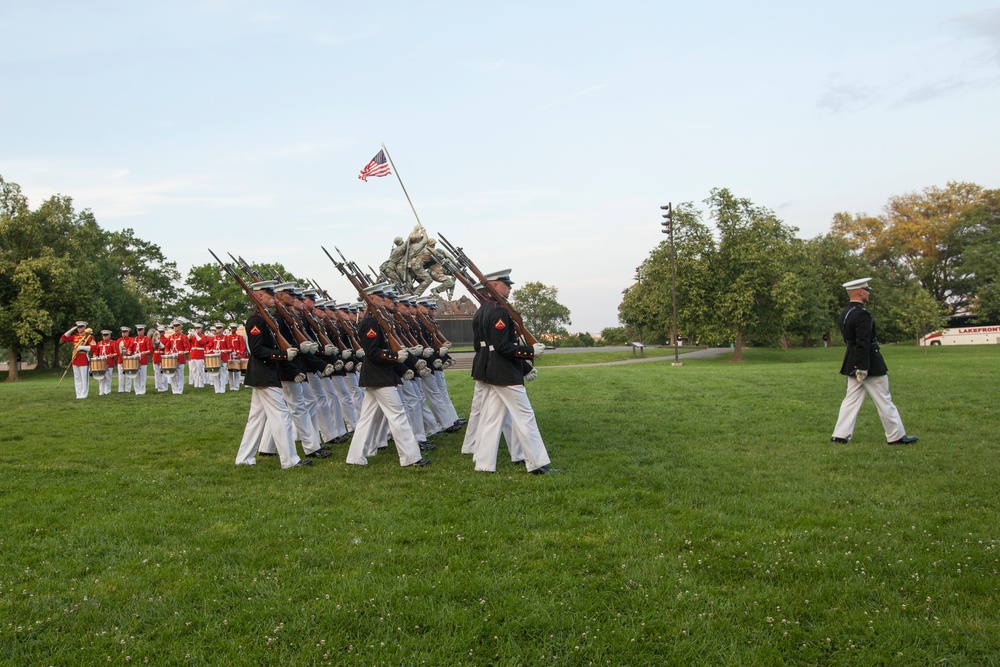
[60,321,94,399]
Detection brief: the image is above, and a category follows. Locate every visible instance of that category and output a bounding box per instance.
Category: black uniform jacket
[470,299,496,382]
[838,301,888,377]
[357,315,405,388]
[244,312,287,388]
[483,304,535,386]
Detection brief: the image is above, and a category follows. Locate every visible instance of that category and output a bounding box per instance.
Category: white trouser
[72,365,89,399]
[118,364,132,392]
[347,373,363,412]
[832,374,906,442]
[262,380,321,455]
[210,367,226,393]
[475,384,550,473]
[97,369,112,395]
[170,364,185,394]
[189,359,205,387]
[422,372,456,428]
[235,387,302,469]
[414,379,442,435]
[330,375,358,431]
[133,364,147,395]
[462,381,520,459]
[306,373,342,441]
[346,386,422,466]
[152,363,164,391]
[400,380,429,442]
[229,370,242,390]
[432,371,460,424]
[320,376,348,437]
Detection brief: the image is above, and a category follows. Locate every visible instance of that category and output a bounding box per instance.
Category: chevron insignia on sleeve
[366,328,378,339]
[250,325,261,335]
[494,320,506,330]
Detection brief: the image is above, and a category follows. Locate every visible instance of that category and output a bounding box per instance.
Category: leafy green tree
[955,188,1000,322]
[105,229,179,322]
[511,282,571,343]
[600,326,629,346]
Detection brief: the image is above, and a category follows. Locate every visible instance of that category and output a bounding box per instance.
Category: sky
[2,1,999,333]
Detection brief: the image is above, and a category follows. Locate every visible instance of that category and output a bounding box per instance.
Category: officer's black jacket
[838,301,888,377]
[483,304,534,386]
[470,299,496,382]
[243,312,285,388]
[357,315,406,388]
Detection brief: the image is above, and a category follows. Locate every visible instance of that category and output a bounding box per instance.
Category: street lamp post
[660,203,682,367]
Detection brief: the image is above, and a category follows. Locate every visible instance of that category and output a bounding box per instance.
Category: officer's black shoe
[455,418,468,425]
[889,435,918,445]
[830,437,849,443]
[292,459,313,467]
[530,465,562,475]
[445,422,464,433]
[258,452,277,457]
[319,443,332,450]
[408,458,432,467]
[512,460,526,466]
[418,441,436,451]
[306,450,332,459]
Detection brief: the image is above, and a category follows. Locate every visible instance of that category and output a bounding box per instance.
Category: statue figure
[377,226,456,299]
[379,237,407,287]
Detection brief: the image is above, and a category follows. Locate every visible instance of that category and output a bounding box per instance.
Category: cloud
[891,76,972,108]
[816,80,878,114]
[946,7,1000,66]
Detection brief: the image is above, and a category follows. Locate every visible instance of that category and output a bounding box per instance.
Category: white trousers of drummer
[330,374,358,431]
[228,370,241,391]
[170,364,185,394]
[189,359,205,388]
[475,384,550,473]
[72,365,89,399]
[132,364,147,395]
[346,386,422,467]
[210,367,226,393]
[832,374,906,442]
[400,380,429,442]
[153,363,164,391]
[97,369,112,396]
[235,387,302,469]
[462,380,521,460]
[118,364,132,393]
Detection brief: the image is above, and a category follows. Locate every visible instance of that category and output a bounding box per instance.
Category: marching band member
[131,324,152,395]
[152,325,168,392]
[60,321,93,399]
[188,323,208,388]
[115,325,130,393]
[159,321,189,394]
[225,322,245,391]
[207,323,229,394]
[93,330,116,396]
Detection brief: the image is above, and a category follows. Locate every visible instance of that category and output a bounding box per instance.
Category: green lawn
[1,346,998,666]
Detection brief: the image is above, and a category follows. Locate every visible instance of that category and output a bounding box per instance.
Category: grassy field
[1,346,998,666]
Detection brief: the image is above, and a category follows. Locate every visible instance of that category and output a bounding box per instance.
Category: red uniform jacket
[188,332,208,360]
[60,331,94,366]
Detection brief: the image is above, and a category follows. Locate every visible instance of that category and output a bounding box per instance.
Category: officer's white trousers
[832,374,906,442]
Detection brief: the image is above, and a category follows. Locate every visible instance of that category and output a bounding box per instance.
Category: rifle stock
[208,249,291,350]
[323,246,403,353]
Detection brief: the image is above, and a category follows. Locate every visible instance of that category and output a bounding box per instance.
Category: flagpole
[381,142,425,232]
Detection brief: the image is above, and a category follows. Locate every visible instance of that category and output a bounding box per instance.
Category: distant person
[60,321,93,400]
[830,278,917,446]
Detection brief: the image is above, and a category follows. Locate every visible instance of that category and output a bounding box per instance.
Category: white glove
[355,362,362,373]
[433,359,443,369]
[397,350,409,363]
[304,341,319,354]
[285,347,298,360]
[354,348,365,359]
[402,370,415,381]
[532,343,546,356]
[322,364,335,377]
[415,359,427,371]
[525,367,538,382]
[408,345,423,356]
[422,347,433,358]
[855,370,868,382]
[324,344,337,356]
[341,349,352,360]
[334,360,344,371]
[445,358,455,368]
[345,361,354,372]
[438,345,449,356]
[293,373,306,383]
[418,368,432,378]
[65,327,77,337]
[78,345,91,353]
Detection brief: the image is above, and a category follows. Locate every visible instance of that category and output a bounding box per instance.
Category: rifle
[208,249,292,350]
[437,234,539,346]
[309,278,364,351]
[229,254,312,346]
[322,246,404,353]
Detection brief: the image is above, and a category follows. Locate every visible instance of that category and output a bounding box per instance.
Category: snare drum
[122,354,140,376]
[239,359,248,372]
[161,353,178,375]
[89,355,108,378]
[227,358,243,371]
[205,352,222,373]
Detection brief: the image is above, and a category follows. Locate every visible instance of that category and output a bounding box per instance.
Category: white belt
[488,345,495,351]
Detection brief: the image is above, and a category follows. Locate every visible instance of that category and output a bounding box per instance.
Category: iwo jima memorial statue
[375,225,478,345]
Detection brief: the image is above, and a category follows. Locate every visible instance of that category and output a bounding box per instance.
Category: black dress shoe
[258,452,277,457]
[530,465,562,475]
[292,459,313,467]
[455,418,468,425]
[418,441,437,451]
[306,450,332,459]
[512,460,526,466]
[889,435,918,445]
[407,458,431,467]
[830,437,849,443]
[445,422,464,433]
[319,443,332,451]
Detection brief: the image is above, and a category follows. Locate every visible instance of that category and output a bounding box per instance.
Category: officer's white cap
[842,277,871,291]
[250,280,276,293]
[121,325,131,331]
[213,322,225,328]
[101,330,112,335]
[483,269,514,285]
[363,283,389,296]
[273,281,297,293]
[75,321,88,327]
[135,324,146,330]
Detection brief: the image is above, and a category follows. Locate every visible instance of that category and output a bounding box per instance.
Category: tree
[511,282,571,343]
[105,229,179,321]
[600,326,629,346]
[955,188,1000,322]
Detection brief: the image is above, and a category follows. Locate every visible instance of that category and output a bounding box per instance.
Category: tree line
[610,183,999,360]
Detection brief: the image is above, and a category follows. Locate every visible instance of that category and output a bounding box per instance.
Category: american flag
[358,149,391,181]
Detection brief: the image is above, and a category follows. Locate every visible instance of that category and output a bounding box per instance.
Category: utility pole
[661,203,682,367]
